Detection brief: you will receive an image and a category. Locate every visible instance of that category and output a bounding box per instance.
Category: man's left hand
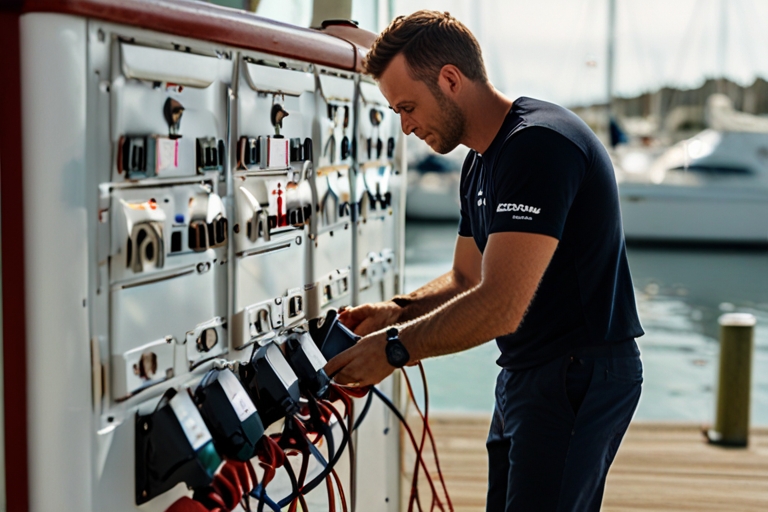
[323,331,394,387]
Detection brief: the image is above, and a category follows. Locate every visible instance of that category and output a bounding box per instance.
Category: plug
[195,368,265,462]
[135,388,222,505]
[238,343,301,428]
[308,309,360,360]
[283,331,330,398]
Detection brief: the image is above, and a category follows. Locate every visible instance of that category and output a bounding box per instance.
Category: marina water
[403,221,768,425]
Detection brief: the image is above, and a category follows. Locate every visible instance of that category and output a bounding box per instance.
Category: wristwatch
[385,327,410,368]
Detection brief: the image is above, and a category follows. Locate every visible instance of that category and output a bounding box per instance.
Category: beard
[429,88,467,154]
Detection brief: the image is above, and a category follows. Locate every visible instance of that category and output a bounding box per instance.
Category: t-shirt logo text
[496,203,541,214]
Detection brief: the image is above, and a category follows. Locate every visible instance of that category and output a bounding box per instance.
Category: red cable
[318,396,353,511]
[325,386,357,511]
[403,366,429,512]
[387,370,442,512]
[402,364,453,512]
[325,472,337,512]
[212,472,240,510]
[165,496,223,512]
[165,460,262,512]
[333,383,445,512]
[257,435,286,489]
[330,468,349,512]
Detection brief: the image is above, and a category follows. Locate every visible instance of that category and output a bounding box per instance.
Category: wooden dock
[403,414,768,511]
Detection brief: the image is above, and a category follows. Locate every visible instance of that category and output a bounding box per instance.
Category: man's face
[378,54,466,154]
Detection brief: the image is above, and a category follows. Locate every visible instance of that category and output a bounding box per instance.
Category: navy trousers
[486,340,642,512]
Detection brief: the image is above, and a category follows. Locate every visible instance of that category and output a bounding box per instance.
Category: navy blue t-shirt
[459,97,643,370]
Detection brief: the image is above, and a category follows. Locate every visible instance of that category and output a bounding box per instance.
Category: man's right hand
[338,301,402,336]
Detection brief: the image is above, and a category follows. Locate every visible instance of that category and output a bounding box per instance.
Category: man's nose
[400,114,414,136]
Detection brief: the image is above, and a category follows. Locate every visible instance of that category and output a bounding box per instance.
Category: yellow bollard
[707,313,755,447]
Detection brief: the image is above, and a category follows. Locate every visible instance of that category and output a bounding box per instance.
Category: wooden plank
[400,414,768,511]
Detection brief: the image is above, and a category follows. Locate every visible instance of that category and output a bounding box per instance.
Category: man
[324,10,644,512]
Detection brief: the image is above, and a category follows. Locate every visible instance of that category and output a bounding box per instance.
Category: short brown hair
[364,10,488,89]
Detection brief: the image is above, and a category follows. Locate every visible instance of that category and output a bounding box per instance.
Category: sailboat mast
[717,0,727,93]
[606,0,616,114]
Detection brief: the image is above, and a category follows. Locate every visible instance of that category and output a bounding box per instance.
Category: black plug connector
[195,367,265,462]
[308,309,360,360]
[135,388,221,505]
[238,343,301,428]
[283,331,331,398]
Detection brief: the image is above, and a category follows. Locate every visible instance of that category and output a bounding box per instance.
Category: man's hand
[323,331,394,387]
[338,301,401,336]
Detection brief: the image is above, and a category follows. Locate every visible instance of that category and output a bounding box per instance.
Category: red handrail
[17,0,365,71]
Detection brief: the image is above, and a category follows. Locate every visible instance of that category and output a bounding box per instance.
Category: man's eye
[402,107,414,114]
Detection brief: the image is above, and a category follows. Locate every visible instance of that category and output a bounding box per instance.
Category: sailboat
[613,0,768,244]
[618,94,768,243]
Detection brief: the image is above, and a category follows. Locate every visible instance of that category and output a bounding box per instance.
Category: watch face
[386,341,409,367]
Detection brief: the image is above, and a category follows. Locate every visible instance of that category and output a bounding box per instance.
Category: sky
[254,0,768,106]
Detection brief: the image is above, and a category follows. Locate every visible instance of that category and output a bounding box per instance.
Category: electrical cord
[251,435,291,512]
[251,397,348,511]
[250,485,281,512]
[347,399,357,512]
[162,333,383,512]
[368,385,449,512]
[241,379,354,512]
[352,391,373,431]
[166,460,261,512]
[301,396,352,511]
[402,364,453,512]
[327,384,358,512]
[164,367,449,512]
[317,392,353,512]
[329,361,451,512]
[282,404,348,500]
[331,468,349,512]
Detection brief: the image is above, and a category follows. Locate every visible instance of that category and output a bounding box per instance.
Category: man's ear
[438,64,463,96]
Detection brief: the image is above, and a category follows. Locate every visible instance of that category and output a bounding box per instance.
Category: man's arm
[338,235,481,335]
[392,235,482,321]
[325,231,558,386]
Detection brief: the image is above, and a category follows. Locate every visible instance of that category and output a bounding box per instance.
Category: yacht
[618,94,768,244]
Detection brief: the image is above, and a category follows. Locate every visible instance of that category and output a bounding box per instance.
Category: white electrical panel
[307,73,358,319]
[16,9,405,512]
[355,80,403,305]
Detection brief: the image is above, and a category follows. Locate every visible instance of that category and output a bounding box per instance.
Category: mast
[716,0,728,93]
[606,0,616,115]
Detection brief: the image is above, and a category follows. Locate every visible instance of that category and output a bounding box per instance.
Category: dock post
[708,313,755,447]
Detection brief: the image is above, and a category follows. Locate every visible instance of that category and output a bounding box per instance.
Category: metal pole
[606,0,616,115]
[708,312,755,447]
[717,0,728,93]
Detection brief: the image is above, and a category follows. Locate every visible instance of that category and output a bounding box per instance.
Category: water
[402,221,768,425]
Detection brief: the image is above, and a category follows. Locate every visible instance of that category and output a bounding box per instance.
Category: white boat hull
[406,171,462,221]
[620,184,768,243]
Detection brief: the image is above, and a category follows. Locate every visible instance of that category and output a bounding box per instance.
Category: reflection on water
[403,221,768,425]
